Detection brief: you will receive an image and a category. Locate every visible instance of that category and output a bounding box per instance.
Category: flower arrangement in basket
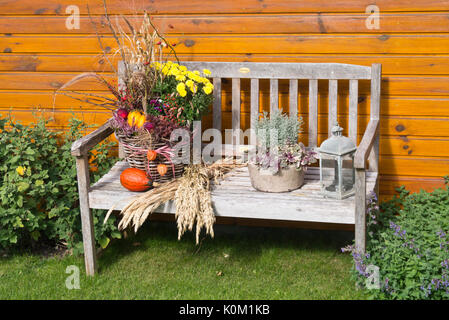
[112,59,214,183]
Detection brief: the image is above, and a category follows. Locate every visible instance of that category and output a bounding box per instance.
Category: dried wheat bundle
[108,160,243,243]
[175,165,216,244]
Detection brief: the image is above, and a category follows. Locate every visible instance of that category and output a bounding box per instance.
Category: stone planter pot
[248,163,305,193]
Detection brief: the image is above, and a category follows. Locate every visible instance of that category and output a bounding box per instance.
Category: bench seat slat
[89,161,377,225]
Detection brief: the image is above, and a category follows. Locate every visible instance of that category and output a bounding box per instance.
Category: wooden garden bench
[71,62,381,275]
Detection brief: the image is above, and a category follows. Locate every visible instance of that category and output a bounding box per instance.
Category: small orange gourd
[127,110,145,128]
[120,168,152,192]
[147,150,157,161]
[157,164,168,177]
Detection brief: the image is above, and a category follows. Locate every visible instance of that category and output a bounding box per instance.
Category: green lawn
[0,221,367,299]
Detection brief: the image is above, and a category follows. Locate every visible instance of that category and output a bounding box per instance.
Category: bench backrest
[118,61,381,170]
[181,62,381,149]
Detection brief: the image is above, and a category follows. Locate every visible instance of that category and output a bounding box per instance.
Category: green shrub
[0,114,121,254]
[345,182,449,299]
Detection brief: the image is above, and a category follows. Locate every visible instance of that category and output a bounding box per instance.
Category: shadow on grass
[99,220,354,270]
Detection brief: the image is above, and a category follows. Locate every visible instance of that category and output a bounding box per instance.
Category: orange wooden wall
[1,0,449,196]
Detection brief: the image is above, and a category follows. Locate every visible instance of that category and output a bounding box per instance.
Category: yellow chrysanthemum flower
[169,67,180,76]
[176,82,187,97]
[203,86,213,95]
[179,65,187,72]
[161,66,170,75]
[176,74,186,81]
[203,69,211,76]
[201,77,211,84]
[177,82,186,91]
[16,166,25,176]
[153,62,162,70]
[184,79,196,93]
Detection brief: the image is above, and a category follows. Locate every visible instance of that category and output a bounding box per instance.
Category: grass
[0,221,367,299]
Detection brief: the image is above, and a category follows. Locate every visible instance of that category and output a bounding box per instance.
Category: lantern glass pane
[320,153,339,193]
[341,153,355,193]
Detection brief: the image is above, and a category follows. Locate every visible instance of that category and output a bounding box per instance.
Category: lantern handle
[331,122,343,136]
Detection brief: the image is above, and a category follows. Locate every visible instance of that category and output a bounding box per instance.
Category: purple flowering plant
[343,182,449,300]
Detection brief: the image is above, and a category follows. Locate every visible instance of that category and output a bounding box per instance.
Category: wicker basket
[116,131,186,183]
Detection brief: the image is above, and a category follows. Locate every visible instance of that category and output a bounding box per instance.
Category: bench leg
[355,168,366,253]
[76,155,97,276]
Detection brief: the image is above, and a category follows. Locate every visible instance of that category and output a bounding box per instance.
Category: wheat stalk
[109,160,244,244]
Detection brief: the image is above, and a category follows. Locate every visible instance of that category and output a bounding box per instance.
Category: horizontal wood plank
[379,175,447,195]
[3,35,449,54]
[4,13,449,34]
[380,156,449,177]
[2,0,448,15]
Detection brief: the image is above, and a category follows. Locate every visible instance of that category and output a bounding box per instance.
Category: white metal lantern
[318,123,356,200]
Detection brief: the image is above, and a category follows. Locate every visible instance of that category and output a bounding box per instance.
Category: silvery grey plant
[255,109,302,151]
[253,109,317,173]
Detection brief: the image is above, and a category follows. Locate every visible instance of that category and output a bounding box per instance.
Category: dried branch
[87,3,116,74]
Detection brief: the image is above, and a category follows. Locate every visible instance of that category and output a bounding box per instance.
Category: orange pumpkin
[120,168,152,192]
[157,164,168,177]
[147,150,157,161]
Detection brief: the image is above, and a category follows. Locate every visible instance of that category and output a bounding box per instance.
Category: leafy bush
[345,182,449,299]
[0,114,120,254]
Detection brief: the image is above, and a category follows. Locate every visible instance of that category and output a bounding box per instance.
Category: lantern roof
[319,123,356,156]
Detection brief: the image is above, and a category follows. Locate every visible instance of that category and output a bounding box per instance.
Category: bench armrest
[71,119,114,157]
[354,119,379,169]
